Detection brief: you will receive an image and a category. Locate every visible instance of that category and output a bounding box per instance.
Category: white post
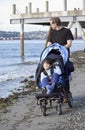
[46,1,49,12]
[83,0,85,10]
[64,0,67,11]
[25,6,28,13]
[36,8,39,13]
[29,2,32,13]
[13,4,16,14]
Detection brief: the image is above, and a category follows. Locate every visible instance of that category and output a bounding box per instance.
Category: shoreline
[0,50,85,130]
[0,49,85,103]
[0,50,85,99]
[0,63,38,98]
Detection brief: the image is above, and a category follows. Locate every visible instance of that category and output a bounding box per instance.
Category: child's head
[43,58,53,70]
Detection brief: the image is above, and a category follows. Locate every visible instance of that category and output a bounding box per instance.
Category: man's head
[50,17,62,30]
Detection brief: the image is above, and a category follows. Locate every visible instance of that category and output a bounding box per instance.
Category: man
[46,17,74,56]
[46,17,74,101]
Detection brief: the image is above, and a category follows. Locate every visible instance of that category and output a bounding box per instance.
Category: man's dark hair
[50,17,62,26]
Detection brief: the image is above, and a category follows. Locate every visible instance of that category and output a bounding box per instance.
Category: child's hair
[43,58,54,65]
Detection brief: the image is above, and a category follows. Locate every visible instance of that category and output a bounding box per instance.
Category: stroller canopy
[35,43,68,87]
[40,43,68,65]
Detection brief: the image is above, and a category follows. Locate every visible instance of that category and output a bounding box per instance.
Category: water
[0,39,85,98]
[70,39,85,52]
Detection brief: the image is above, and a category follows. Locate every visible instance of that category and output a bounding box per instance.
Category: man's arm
[64,40,72,49]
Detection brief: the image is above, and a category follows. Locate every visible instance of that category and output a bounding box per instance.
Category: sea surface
[0,39,85,98]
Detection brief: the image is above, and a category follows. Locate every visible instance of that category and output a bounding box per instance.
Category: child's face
[43,62,51,70]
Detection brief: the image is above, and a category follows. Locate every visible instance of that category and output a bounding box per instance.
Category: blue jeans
[41,73,60,94]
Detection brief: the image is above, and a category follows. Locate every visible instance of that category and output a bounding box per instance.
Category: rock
[20,79,28,83]
[29,75,34,79]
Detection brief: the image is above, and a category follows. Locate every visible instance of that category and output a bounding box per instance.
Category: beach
[0,50,85,130]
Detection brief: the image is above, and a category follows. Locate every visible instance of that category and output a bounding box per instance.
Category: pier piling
[20,22,24,56]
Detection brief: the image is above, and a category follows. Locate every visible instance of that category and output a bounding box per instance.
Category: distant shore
[0,38,46,40]
[0,30,47,40]
[0,37,82,41]
[0,30,82,41]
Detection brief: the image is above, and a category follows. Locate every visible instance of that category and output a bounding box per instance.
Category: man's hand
[47,42,52,47]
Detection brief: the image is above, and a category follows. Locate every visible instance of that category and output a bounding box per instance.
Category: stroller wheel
[40,99,47,116]
[68,92,73,108]
[41,105,47,116]
[56,103,62,115]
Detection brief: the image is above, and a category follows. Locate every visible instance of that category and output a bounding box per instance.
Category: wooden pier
[10,0,85,56]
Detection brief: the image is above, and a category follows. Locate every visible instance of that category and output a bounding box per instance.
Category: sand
[0,50,85,130]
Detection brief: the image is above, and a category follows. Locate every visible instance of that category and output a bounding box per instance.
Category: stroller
[35,43,73,116]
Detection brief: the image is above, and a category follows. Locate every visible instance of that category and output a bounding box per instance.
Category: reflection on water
[21,56,25,63]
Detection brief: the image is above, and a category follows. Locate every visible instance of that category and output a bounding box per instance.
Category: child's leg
[41,77,49,88]
[41,77,51,94]
[45,73,59,94]
[41,77,56,94]
[51,73,59,85]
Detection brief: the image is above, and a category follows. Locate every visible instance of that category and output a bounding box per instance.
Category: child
[40,58,62,94]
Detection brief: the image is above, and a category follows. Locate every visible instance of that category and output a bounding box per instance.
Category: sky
[0,0,83,32]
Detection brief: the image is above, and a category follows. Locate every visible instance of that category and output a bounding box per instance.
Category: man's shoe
[63,91,72,103]
[63,97,69,103]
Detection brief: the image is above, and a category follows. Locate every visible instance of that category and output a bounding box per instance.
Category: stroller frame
[35,84,73,116]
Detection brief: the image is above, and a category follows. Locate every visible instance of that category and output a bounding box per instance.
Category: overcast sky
[0,0,83,32]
